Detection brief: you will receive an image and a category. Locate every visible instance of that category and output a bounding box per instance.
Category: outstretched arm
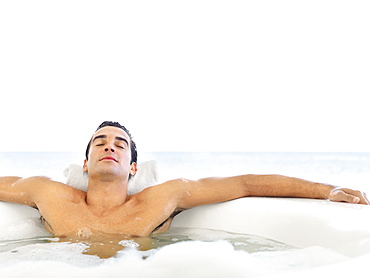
[173,174,369,209]
[0,176,55,208]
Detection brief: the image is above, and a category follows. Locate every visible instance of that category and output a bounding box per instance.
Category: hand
[328,188,369,205]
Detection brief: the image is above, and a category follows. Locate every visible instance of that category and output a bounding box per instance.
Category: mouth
[100,156,118,162]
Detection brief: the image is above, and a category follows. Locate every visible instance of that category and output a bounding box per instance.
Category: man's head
[84,121,138,180]
[85,121,137,164]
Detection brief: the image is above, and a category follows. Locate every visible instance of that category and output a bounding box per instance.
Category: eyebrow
[92,135,129,146]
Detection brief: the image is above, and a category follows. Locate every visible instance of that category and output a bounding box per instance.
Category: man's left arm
[174,174,369,209]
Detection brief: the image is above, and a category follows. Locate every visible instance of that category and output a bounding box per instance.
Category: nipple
[76,227,93,239]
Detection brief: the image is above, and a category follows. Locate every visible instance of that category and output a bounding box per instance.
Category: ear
[129,162,138,176]
[83,159,88,173]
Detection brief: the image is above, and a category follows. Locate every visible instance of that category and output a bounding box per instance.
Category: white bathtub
[172,197,370,276]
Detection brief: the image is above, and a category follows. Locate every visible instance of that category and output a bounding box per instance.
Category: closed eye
[115,137,129,149]
[96,143,104,146]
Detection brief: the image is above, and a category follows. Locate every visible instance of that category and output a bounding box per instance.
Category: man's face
[83,126,137,181]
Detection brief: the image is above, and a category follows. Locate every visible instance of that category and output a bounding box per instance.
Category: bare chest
[40,201,175,238]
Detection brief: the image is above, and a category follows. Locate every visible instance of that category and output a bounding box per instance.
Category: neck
[86,177,129,215]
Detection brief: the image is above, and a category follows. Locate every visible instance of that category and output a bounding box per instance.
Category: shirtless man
[0,121,369,239]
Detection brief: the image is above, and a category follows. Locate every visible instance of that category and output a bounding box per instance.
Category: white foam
[0,239,348,278]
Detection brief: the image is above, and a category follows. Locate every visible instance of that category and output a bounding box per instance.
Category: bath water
[0,152,368,277]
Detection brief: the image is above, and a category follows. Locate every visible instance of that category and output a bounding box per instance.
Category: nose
[104,147,115,153]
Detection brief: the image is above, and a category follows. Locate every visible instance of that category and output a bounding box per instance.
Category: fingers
[349,190,370,205]
[360,192,370,205]
[329,188,370,205]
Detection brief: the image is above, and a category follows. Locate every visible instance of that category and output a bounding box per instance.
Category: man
[0,121,368,239]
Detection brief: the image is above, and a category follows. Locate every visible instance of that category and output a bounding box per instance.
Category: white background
[1,1,369,152]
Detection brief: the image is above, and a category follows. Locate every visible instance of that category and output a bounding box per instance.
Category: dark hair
[85,121,138,164]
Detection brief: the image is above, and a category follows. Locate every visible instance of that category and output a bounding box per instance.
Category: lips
[100,156,118,162]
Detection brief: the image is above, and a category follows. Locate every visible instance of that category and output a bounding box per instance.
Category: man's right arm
[0,176,51,208]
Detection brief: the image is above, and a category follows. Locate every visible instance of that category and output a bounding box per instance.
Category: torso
[36,181,184,238]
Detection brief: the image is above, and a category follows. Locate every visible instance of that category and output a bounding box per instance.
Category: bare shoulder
[16,176,86,205]
[130,178,196,208]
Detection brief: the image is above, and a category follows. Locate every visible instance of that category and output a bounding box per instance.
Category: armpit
[151,210,183,234]
[39,215,54,234]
